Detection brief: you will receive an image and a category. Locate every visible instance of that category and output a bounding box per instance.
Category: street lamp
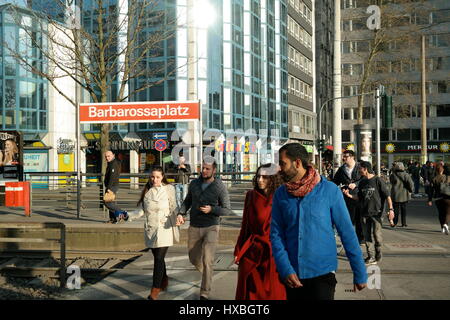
[317,92,375,175]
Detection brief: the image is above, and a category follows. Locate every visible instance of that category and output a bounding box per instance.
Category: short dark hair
[279,143,309,168]
[343,150,355,158]
[203,156,217,169]
[359,161,374,174]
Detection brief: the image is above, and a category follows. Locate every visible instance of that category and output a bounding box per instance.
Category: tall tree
[344,0,433,124]
[5,0,178,177]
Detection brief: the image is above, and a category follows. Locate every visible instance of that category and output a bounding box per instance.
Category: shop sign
[57,138,75,154]
[80,101,200,123]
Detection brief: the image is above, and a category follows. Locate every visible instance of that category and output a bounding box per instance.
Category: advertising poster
[0,131,23,184]
[24,152,49,188]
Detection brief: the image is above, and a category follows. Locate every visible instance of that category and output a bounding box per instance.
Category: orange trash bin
[5,181,31,217]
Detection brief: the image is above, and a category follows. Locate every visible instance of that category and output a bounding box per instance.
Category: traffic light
[318,139,325,152]
[381,94,393,128]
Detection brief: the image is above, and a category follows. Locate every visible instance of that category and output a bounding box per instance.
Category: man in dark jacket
[177,156,232,300]
[410,162,421,195]
[333,150,363,242]
[104,151,123,223]
[175,156,191,206]
[421,161,436,197]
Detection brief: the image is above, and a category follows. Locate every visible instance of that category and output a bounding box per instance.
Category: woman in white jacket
[137,166,180,300]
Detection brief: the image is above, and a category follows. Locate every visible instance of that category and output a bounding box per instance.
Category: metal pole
[421,34,427,164]
[332,0,342,173]
[318,101,324,175]
[76,103,81,219]
[199,100,203,166]
[376,88,381,175]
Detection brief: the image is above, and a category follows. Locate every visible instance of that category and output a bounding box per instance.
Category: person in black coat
[104,151,123,223]
[333,150,364,242]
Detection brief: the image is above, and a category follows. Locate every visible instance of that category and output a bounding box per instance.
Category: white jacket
[143,184,179,248]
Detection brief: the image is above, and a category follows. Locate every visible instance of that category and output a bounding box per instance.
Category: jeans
[413,178,420,194]
[151,247,169,288]
[175,183,188,208]
[286,273,337,300]
[361,216,383,259]
[393,202,407,226]
[188,225,220,298]
[104,186,121,221]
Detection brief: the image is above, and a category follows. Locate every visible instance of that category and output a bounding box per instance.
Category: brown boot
[147,287,161,300]
[161,275,169,291]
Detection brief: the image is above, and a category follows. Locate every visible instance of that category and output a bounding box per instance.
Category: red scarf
[285,166,320,197]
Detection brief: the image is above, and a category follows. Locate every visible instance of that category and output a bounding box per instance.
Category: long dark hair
[252,164,283,200]
[137,166,170,206]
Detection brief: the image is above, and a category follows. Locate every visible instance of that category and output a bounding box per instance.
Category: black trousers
[436,198,450,227]
[151,247,169,288]
[348,203,364,242]
[286,273,337,301]
[393,202,407,226]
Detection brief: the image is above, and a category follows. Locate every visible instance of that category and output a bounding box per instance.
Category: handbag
[439,176,450,197]
[104,190,116,202]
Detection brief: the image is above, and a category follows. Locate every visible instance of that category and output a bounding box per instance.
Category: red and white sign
[79,101,200,123]
[154,139,167,152]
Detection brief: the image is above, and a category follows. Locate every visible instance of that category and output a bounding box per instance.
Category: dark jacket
[421,165,436,184]
[428,174,450,201]
[390,170,414,203]
[104,158,121,191]
[179,177,232,227]
[176,164,191,184]
[333,163,362,208]
[410,166,421,180]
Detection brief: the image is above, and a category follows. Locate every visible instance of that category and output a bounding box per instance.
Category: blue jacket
[270,177,368,285]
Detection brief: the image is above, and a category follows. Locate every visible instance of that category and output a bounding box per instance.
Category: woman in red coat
[234,164,287,300]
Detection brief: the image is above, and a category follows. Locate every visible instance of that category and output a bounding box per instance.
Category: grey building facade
[287,0,316,157]
[341,0,450,166]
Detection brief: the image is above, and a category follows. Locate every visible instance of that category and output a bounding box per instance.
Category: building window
[396,129,410,141]
[287,16,312,49]
[440,128,450,140]
[342,130,351,142]
[342,63,363,75]
[288,75,313,102]
[436,105,450,117]
[288,45,312,75]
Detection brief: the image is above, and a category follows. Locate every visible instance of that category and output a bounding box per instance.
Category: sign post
[79,101,201,218]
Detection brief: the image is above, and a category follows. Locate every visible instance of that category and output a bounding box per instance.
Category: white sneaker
[443,224,449,235]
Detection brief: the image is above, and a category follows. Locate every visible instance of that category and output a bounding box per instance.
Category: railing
[0,222,66,288]
[18,171,256,217]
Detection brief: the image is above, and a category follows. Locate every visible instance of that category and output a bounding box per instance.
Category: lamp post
[318,92,375,175]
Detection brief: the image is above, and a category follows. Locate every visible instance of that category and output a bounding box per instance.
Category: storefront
[343,141,450,167]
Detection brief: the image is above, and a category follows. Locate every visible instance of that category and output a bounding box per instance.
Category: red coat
[234,189,287,300]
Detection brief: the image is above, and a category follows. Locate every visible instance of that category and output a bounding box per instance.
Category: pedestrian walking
[175,155,191,207]
[103,151,125,224]
[389,162,414,227]
[137,166,180,300]
[270,143,367,301]
[410,162,421,195]
[333,150,364,243]
[177,156,233,300]
[421,161,436,197]
[234,164,286,300]
[344,161,394,265]
[427,163,450,235]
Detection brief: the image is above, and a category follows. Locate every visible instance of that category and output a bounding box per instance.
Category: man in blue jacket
[270,143,367,300]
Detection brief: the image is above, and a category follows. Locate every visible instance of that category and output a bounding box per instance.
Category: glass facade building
[0,5,48,136]
[79,0,289,173]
